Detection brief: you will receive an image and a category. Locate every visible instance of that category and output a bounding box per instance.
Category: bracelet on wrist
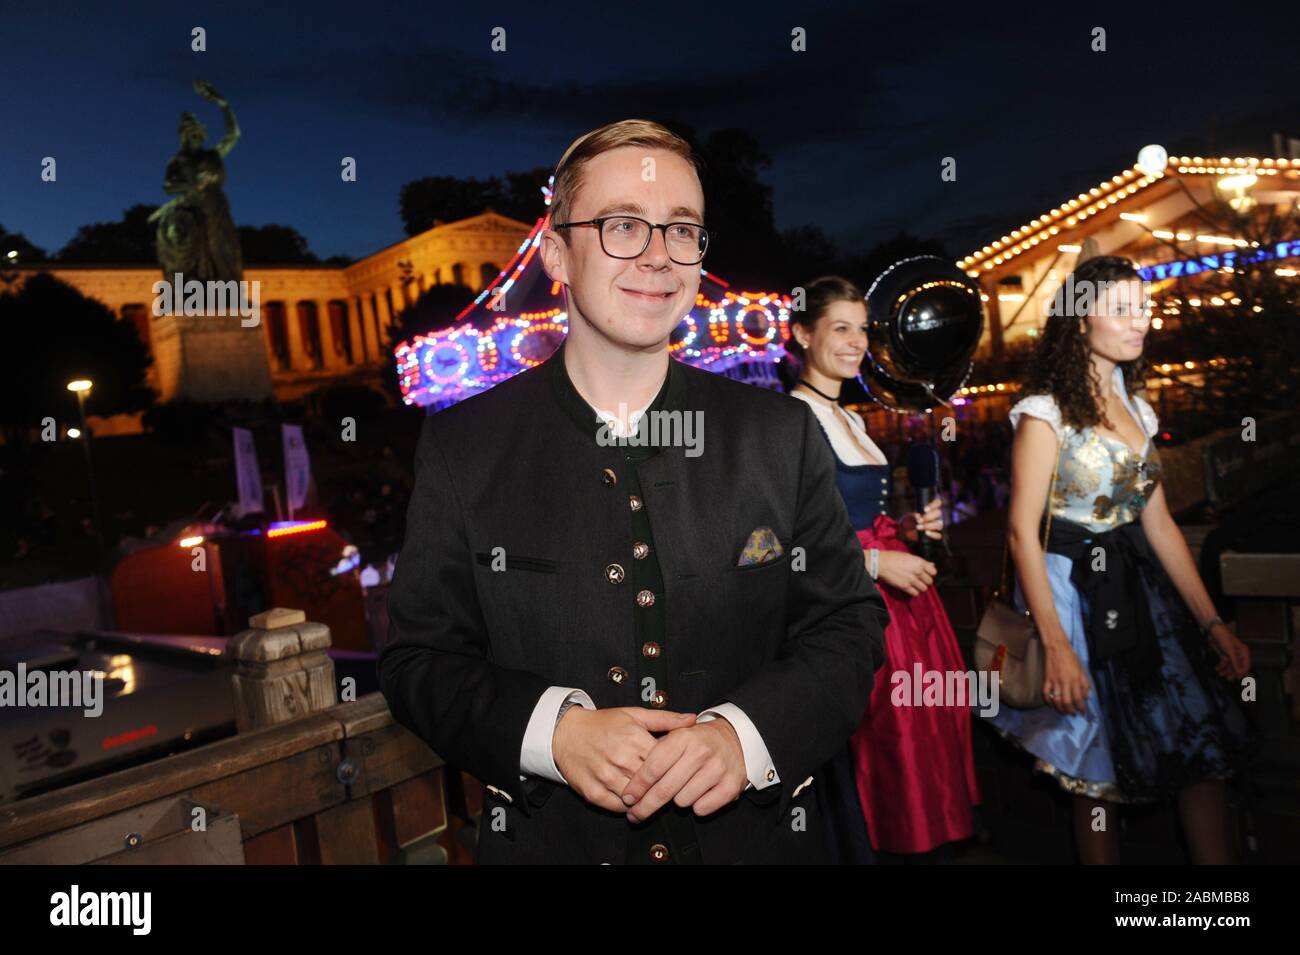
[868,548,880,581]
[1200,614,1225,637]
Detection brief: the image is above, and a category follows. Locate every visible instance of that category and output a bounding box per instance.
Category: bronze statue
[151,80,243,282]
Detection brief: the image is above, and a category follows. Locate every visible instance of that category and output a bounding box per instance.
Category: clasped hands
[552,706,747,821]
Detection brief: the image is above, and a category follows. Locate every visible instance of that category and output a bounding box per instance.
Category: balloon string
[921,381,954,410]
[857,373,955,413]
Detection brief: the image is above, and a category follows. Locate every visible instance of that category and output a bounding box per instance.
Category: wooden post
[227,607,336,732]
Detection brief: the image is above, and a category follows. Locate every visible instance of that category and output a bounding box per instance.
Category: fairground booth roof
[958,153,1300,284]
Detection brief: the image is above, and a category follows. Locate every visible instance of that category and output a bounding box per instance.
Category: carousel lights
[668,315,698,353]
[397,283,793,407]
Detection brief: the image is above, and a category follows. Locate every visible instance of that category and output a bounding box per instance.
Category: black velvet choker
[797,379,841,403]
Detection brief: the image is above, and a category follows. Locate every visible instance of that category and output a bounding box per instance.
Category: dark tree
[0,225,48,266]
[51,206,326,268]
[836,231,951,291]
[774,223,840,289]
[0,272,154,443]
[686,126,784,288]
[238,224,320,264]
[56,204,158,264]
[399,167,552,236]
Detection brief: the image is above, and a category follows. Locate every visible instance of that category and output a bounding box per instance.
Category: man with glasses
[380,119,887,864]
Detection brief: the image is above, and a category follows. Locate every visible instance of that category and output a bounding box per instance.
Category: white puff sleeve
[1008,393,1063,438]
[1132,394,1159,438]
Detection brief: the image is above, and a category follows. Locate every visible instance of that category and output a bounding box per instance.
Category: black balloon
[861,256,983,412]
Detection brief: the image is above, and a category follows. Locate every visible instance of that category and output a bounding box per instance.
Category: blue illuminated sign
[1139,239,1300,281]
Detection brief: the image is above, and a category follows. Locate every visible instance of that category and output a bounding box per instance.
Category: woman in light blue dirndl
[986,256,1252,864]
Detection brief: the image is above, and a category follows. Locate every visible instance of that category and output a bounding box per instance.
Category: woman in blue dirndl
[986,256,1252,864]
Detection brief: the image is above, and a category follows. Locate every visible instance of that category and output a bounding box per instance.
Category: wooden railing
[0,609,476,865]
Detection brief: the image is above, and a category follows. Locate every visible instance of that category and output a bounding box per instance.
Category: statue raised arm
[152,79,243,282]
[194,79,240,159]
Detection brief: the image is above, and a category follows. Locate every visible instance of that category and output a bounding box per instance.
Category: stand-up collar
[545,337,688,447]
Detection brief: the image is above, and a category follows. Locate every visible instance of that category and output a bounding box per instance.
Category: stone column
[358,295,378,363]
[316,299,339,369]
[347,299,364,366]
[284,300,307,371]
[378,288,396,340]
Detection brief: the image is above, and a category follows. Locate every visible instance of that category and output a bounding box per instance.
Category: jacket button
[629,495,643,512]
[632,541,650,560]
[641,642,661,658]
[636,589,655,608]
[649,843,669,863]
[602,468,617,487]
[607,666,628,685]
[605,563,625,584]
[649,690,668,708]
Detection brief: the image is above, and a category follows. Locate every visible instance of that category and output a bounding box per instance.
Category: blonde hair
[549,119,700,236]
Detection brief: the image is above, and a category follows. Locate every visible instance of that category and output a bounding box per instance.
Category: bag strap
[996,431,1063,601]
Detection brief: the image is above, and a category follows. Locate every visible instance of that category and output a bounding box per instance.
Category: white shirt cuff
[519,686,595,785]
[697,702,779,790]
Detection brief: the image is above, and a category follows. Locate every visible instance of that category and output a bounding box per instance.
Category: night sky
[4,0,1296,265]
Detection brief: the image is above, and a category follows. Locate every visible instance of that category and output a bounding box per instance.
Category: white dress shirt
[517,394,780,792]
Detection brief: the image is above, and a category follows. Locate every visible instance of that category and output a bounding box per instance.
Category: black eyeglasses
[554,215,711,265]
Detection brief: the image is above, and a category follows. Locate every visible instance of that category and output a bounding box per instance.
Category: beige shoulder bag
[974,435,1062,709]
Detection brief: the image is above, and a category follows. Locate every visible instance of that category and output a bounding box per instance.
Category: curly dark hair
[1020,255,1150,429]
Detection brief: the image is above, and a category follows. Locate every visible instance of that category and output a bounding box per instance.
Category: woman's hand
[1207,621,1250,681]
[900,495,944,543]
[1042,643,1091,715]
[873,549,936,597]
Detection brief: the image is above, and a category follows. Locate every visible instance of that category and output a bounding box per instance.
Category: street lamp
[67,378,111,625]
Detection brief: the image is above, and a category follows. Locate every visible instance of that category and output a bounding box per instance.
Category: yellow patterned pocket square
[737,526,784,566]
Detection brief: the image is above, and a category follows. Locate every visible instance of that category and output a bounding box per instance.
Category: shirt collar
[545,337,687,449]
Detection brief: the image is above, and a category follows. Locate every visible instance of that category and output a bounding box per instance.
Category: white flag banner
[232,427,264,515]
[282,423,313,513]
